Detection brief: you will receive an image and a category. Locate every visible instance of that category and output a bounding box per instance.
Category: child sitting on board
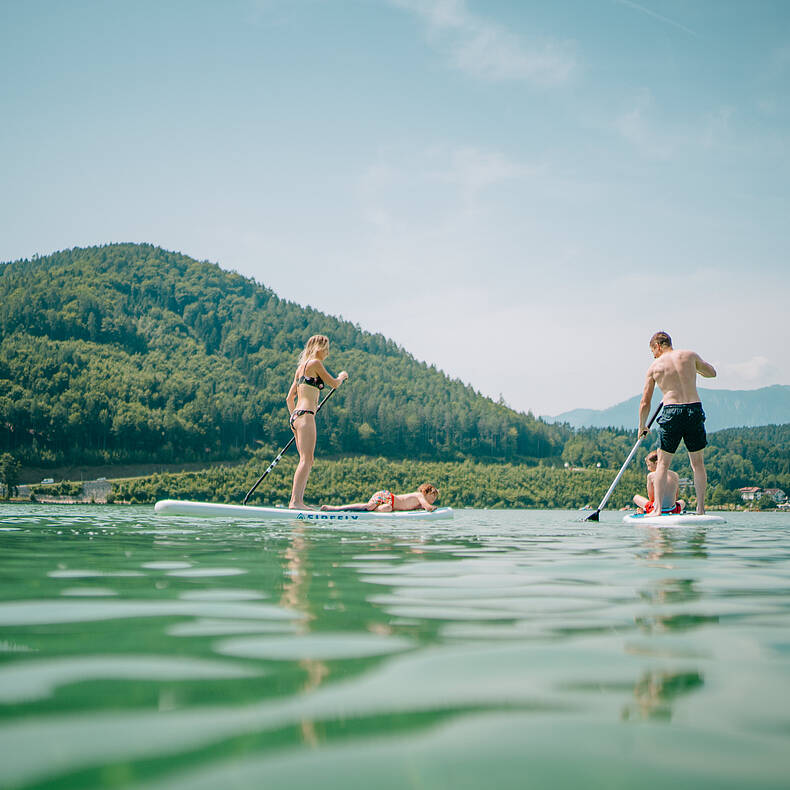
[321,484,439,513]
[633,450,686,514]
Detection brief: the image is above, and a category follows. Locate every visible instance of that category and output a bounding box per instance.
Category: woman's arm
[310,359,348,389]
[286,376,298,413]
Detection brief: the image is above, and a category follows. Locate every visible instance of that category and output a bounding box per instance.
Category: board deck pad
[154,499,454,521]
[623,512,726,526]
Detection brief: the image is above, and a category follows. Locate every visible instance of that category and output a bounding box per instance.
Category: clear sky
[2,0,788,416]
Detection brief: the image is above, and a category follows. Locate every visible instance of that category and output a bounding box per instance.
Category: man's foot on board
[289,503,318,510]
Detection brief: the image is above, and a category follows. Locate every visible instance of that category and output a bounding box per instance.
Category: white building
[738,486,762,501]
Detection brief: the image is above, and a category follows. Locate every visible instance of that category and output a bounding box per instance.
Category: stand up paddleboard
[623,512,725,527]
[154,499,453,522]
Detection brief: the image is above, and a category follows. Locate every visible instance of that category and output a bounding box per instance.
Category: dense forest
[694,424,790,490]
[20,422,790,509]
[0,244,565,466]
[96,432,788,508]
[99,422,789,509]
[109,455,645,509]
[561,424,790,493]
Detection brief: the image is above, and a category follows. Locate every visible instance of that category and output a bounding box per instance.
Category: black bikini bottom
[289,409,315,429]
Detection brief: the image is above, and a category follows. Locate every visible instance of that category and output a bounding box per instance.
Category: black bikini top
[296,364,325,390]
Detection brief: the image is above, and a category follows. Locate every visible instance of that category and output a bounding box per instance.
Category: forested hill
[0,244,567,466]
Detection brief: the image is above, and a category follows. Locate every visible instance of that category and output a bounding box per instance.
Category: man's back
[649,349,710,404]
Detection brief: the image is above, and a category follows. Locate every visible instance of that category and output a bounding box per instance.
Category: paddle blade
[583,510,600,522]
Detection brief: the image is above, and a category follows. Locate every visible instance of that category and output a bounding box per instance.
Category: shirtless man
[639,332,716,515]
[633,450,686,514]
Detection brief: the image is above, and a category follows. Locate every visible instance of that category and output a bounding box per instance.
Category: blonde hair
[298,334,329,367]
[419,483,438,498]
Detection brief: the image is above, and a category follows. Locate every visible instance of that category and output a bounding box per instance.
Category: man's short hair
[649,331,672,348]
[646,450,658,463]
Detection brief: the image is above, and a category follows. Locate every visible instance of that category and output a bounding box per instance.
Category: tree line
[561,424,790,494]
[109,454,642,510]
[106,447,781,510]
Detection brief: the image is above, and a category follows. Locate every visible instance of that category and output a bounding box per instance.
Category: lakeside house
[737,486,787,504]
[738,486,762,502]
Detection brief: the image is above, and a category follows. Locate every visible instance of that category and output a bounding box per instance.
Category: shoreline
[1,498,780,512]
[6,455,786,511]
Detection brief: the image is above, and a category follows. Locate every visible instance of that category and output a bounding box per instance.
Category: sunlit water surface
[1,505,789,789]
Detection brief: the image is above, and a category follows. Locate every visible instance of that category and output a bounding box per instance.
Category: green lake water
[1,505,789,789]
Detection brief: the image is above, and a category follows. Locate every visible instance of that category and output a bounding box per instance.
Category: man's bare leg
[653,449,673,515]
[688,449,707,514]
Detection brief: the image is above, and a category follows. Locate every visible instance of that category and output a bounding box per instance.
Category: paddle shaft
[242,387,337,505]
[585,401,663,521]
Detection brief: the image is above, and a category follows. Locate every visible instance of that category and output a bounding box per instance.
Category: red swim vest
[644,501,682,515]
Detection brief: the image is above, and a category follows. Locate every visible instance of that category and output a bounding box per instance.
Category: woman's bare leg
[289,416,316,509]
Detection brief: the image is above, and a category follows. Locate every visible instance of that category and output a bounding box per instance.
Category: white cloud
[613,91,736,159]
[389,0,576,85]
[444,146,535,191]
[715,356,782,389]
[357,144,535,230]
[614,91,675,160]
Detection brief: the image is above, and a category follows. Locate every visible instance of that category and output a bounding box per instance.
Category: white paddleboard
[623,512,726,527]
[154,499,453,522]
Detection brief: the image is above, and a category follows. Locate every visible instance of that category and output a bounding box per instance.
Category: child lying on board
[320,483,439,513]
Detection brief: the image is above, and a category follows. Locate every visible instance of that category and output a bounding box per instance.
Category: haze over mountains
[545,386,790,432]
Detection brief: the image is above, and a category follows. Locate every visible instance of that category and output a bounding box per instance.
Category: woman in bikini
[286,334,348,509]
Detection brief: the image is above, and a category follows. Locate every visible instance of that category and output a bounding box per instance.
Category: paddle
[582,401,663,522]
[242,387,338,505]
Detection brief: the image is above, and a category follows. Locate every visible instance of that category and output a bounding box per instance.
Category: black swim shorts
[655,402,707,454]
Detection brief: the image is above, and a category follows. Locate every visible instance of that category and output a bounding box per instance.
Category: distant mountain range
[545,385,790,432]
